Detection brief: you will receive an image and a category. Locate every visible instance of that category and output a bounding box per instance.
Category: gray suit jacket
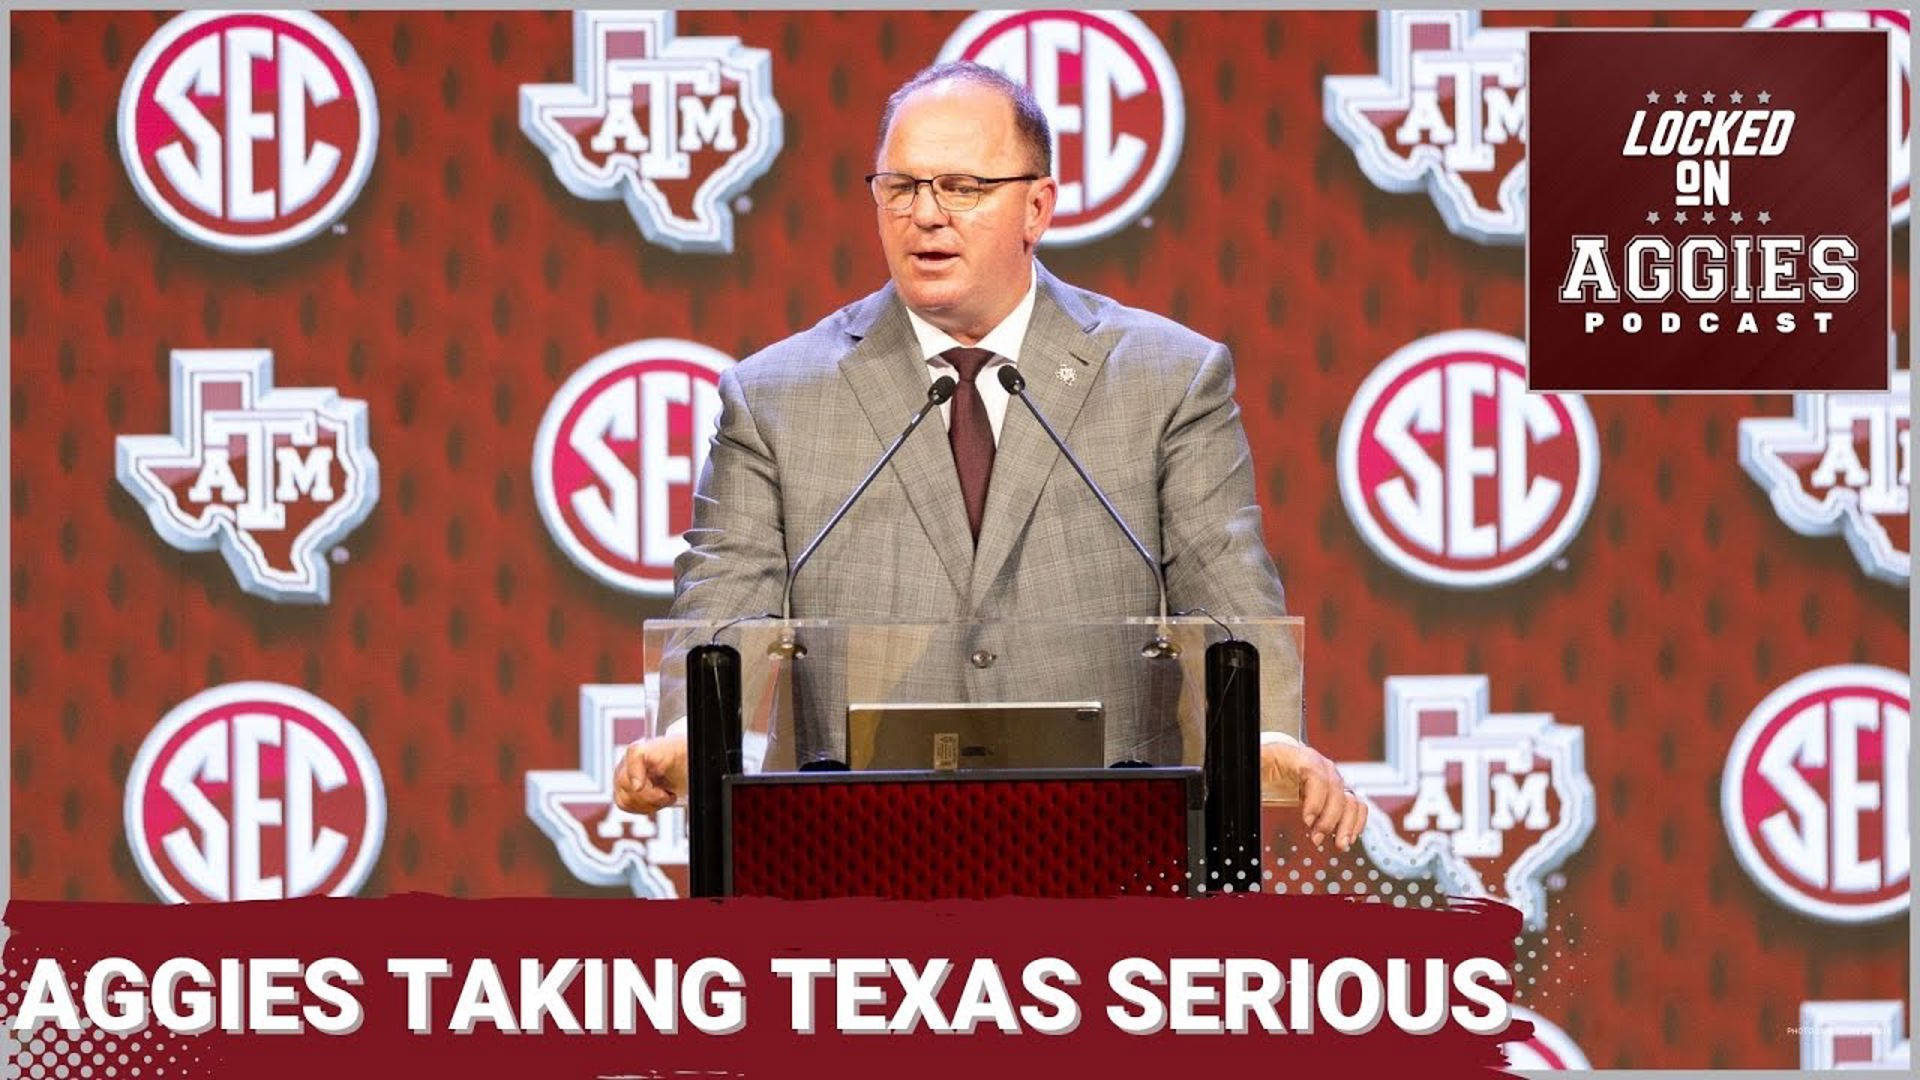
[668,264,1290,762]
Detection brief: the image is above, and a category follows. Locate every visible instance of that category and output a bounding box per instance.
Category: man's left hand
[1260,741,1369,852]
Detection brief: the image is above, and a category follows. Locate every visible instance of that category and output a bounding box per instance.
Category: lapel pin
[1056,364,1076,386]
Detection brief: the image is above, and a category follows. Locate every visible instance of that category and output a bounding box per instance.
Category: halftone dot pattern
[0,956,202,1078]
[7,9,1907,1070]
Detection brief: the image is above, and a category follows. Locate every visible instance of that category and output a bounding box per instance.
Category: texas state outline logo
[1341,675,1595,931]
[527,681,768,898]
[1739,367,1910,585]
[521,10,782,253]
[1323,9,1529,245]
[116,349,378,603]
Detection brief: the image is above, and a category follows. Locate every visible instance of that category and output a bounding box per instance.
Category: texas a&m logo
[527,682,770,897]
[125,683,386,904]
[1740,368,1910,584]
[527,684,688,899]
[1342,676,1594,931]
[1323,10,1529,245]
[118,11,378,252]
[116,349,378,604]
[938,10,1184,247]
[1501,1006,1593,1070]
[1722,665,1909,923]
[1338,331,1599,589]
[534,340,734,595]
[521,10,782,253]
[1800,1000,1911,1070]
[1747,9,1911,227]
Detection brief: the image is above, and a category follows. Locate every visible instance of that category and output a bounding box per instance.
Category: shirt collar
[904,265,1039,365]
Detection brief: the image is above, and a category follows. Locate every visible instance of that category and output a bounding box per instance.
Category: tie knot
[940,347,997,383]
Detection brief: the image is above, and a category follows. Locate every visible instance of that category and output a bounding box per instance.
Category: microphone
[781,376,957,620]
[997,365,1177,656]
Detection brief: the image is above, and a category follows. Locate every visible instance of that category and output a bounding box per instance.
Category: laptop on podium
[846,702,1106,771]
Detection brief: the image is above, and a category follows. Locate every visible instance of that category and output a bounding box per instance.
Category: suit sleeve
[1157,341,1288,618]
[650,367,789,740]
[1158,342,1305,741]
[670,366,789,622]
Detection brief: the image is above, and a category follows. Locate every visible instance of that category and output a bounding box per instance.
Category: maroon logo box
[1527,30,1889,393]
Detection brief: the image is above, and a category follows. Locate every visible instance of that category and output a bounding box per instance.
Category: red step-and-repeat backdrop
[9,8,1910,1070]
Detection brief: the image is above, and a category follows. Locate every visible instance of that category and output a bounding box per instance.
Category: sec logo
[117,11,378,252]
[938,10,1183,247]
[1337,331,1599,588]
[1722,665,1909,923]
[125,682,386,904]
[534,340,735,595]
[1746,9,1910,226]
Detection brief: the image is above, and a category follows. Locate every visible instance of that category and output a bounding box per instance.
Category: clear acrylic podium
[643,616,1303,899]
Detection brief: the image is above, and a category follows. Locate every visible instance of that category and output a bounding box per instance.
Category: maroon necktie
[940,347,997,543]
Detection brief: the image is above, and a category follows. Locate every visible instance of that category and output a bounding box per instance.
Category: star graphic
[1729,90,1744,104]
[1757,90,1771,104]
[1702,210,1716,224]
[1674,90,1689,104]
[1758,210,1772,224]
[1702,90,1716,104]
[1646,210,1660,224]
[1646,90,1660,104]
[1674,210,1689,225]
[1730,210,1744,224]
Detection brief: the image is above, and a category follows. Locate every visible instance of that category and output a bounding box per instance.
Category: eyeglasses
[865,172,1043,213]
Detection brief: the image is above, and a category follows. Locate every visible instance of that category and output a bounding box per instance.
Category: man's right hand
[614,735,688,815]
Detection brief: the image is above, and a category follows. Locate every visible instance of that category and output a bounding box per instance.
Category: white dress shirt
[903,267,1038,445]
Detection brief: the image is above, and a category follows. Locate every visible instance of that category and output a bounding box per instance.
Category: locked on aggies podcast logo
[1748,9,1911,227]
[1342,676,1595,931]
[521,10,781,253]
[527,684,688,898]
[939,10,1183,247]
[1324,10,1529,245]
[535,341,734,595]
[1338,331,1599,588]
[125,683,386,903]
[116,350,378,603]
[118,11,377,252]
[1722,665,1909,923]
[1740,368,1909,584]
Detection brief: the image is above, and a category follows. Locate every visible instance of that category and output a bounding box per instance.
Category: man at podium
[616,62,1368,854]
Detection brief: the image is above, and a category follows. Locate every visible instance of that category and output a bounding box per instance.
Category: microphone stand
[781,376,958,624]
[998,365,1177,658]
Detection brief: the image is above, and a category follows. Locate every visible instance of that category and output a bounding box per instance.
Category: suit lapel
[836,286,975,602]
[970,267,1113,609]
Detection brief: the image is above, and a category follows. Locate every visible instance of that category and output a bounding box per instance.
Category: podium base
[724,767,1204,899]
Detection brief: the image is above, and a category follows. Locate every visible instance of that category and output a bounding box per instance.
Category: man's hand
[614,735,689,816]
[1261,741,1369,852]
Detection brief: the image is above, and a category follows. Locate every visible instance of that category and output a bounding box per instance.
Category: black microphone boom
[781,376,957,619]
[997,365,1172,629]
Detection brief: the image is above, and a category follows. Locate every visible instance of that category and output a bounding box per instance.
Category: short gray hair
[876,61,1052,176]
